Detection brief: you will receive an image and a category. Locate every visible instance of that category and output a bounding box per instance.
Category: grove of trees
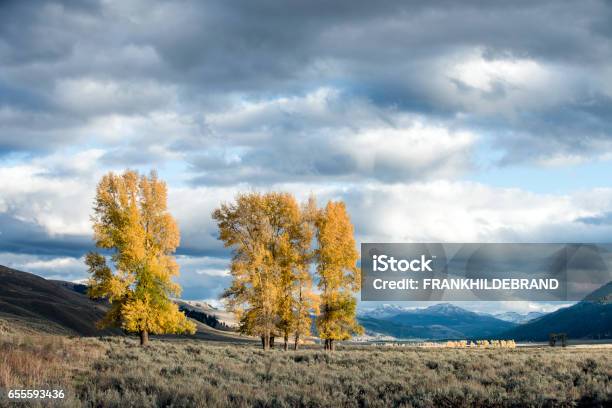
[85,170,362,350]
[213,193,362,350]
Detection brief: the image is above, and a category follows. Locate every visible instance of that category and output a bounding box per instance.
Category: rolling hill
[0,265,115,336]
[0,265,254,343]
[499,281,612,341]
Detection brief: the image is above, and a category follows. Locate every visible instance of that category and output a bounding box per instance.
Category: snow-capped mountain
[420,303,469,316]
[358,303,517,340]
[493,311,545,324]
[359,304,412,319]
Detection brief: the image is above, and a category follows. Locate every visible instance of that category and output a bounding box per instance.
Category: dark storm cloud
[577,212,612,226]
[0,0,100,65]
[0,213,92,257]
[1,0,612,172]
[488,92,612,165]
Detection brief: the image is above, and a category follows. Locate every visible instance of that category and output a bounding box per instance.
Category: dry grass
[0,334,105,407]
[0,335,610,407]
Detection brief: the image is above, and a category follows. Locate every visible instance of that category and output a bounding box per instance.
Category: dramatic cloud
[2,0,612,163]
[189,89,477,184]
[1,0,612,309]
[0,252,88,281]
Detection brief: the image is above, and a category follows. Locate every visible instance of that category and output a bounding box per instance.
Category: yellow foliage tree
[85,170,195,346]
[290,196,319,350]
[316,201,363,351]
[214,193,361,351]
[213,192,318,350]
[269,194,305,350]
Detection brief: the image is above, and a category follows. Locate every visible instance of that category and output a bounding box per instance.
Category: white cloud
[0,252,86,280]
[344,181,612,243]
[195,268,229,277]
[434,48,575,115]
[338,121,475,179]
[4,153,612,261]
[199,88,478,183]
[0,160,96,236]
[169,186,240,254]
[450,50,549,93]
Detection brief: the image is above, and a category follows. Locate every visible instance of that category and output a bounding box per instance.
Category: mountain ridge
[499,281,612,341]
[358,303,517,340]
[491,311,545,324]
[0,264,116,336]
[0,265,253,343]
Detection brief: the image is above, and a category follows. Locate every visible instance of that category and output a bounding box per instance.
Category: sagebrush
[1,335,610,407]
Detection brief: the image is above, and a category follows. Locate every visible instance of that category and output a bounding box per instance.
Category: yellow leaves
[214,192,362,348]
[316,201,359,292]
[213,192,317,341]
[316,201,362,342]
[90,174,362,347]
[435,340,516,348]
[121,297,151,333]
[86,170,192,338]
[86,252,130,302]
[121,296,196,335]
[316,292,363,341]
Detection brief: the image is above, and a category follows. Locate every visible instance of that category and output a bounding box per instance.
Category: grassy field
[0,334,610,407]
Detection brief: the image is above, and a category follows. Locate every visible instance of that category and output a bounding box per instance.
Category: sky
[1,0,612,314]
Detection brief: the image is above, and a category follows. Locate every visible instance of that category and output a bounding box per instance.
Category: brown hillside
[0,265,114,336]
[0,265,256,343]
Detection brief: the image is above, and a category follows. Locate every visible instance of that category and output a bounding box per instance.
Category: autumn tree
[315,201,363,351]
[276,197,320,350]
[290,197,319,350]
[213,192,315,350]
[86,170,195,346]
[214,193,361,351]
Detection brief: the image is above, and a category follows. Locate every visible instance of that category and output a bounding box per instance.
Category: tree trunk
[330,339,335,351]
[283,334,289,351]
[270,336,275,349]
[262,334,270,350]
[139,330,149,346]
[294,334,300,350]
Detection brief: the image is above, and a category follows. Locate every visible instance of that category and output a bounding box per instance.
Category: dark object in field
[549,332,567,347]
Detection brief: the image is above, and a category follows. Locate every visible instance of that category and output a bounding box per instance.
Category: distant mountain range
[358,303,517,340]
[359,281,612,341]
[360,304,412,319]
[361,305,545,324]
